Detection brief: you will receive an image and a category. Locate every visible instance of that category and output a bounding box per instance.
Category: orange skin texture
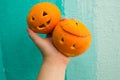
[52,19,92,57]
[27,2,61,33]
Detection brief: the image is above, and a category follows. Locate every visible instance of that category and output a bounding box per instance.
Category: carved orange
[52,19,92,57]
[27,2,61,33]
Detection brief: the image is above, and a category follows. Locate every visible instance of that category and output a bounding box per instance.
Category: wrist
[37,57,68,80]
[43,57,69,68]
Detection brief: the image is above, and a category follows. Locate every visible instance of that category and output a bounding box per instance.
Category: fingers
[60,18,67,21]
[46,32,52,38]
[71,18,75,20]
[27,28,45,49]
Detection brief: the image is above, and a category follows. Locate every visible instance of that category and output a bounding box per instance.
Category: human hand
[27,28,70,66]
[27,18,69,80]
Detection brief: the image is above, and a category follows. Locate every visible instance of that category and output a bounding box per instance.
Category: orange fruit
[27,2,61,33]
[52,19,92,57]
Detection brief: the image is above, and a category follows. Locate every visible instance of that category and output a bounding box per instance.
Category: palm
[42,34,69,59]
[27,28,69,64]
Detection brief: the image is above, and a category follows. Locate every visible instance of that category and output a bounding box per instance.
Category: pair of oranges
[27,2,91,57]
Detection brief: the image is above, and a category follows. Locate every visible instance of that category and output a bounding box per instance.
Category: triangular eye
[76,22,78,26]
[43,11,48,16]
[73,44,75,48]
[32,16,35,20]
[61,37,64,42]
[46,20,51,25]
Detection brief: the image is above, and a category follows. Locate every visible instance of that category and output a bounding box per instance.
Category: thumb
[27,28,45,49]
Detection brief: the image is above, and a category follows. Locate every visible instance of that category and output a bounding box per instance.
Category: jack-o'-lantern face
[27,2,61,33]
[52,19,92,57]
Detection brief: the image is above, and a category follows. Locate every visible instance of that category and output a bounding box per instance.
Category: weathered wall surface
[94,0,120,80]
[0,0,120,80]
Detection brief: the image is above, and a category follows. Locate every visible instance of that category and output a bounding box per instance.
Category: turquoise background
[0,0,119,80]
[0,0,95,80]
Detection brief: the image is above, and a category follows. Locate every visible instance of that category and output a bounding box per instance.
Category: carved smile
[60,25,90,38]
[37,19,51,30]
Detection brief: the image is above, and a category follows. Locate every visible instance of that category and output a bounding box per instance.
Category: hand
[27,28,70,66]
[27,28,69,80]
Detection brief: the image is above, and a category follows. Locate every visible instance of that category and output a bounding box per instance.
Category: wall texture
[0,0,62,80]
[0,0,65,80]
[0,0,120,80]
[94,0,120,80]
[64,0,96,80]
[0,0,96,80]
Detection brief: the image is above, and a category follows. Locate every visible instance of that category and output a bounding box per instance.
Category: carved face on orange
[27,2,61,33]
[52,19,92,57]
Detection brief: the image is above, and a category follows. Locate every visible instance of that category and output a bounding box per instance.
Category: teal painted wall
[0,0,119,80]
[0,42,6,80]
[95,0,120,80]
[0,1,7,80]
[64,0,96,80]
[0,0,64,80]
[1,0,96,80]
[0,0,96,80]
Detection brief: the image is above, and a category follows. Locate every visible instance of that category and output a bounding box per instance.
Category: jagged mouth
[29,19,51,30]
